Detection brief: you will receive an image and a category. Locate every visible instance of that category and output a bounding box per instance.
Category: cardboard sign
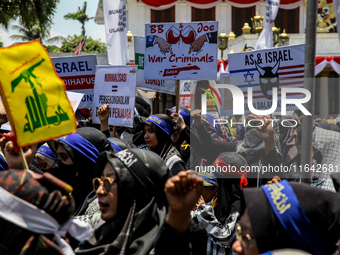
[135,36,176,94]
[227,44,305,115]
[0,40,76,146]
[179,80,196,109]
[66,91,84,112]
[52,55,97,108]
[92,65,137,127]
[144,21,218,80]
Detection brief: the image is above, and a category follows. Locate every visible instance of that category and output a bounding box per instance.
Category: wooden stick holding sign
[176,80,180,114]
[19,147,29,169]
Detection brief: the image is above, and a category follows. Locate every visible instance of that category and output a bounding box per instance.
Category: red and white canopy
[138,0,303,10]
[315,56,340,76]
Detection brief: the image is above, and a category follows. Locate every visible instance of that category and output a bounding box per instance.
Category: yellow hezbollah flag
[0,40,76,147]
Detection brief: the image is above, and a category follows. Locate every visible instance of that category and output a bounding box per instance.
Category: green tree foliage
[0,41,3,47]
[10,23,64,45]
[64,2,93,36]
[0,0,59,31]
[60,34,106,53]
[45,45,62,53]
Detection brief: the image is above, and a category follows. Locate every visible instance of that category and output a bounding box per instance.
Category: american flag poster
[227,44,305,115]
[73,36,87,56]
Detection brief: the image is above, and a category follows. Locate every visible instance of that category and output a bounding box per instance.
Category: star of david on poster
[244,71,255,84]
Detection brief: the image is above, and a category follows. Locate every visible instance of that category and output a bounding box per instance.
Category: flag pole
[19,147,29,169]
[176,80,180,113]
[301,0,317,184]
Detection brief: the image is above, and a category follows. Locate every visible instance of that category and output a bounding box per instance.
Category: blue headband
[58,133,100,164]
[108,139,123,153]
[170,107,190,125]
[37,145,56,161]
[237,124,245,135]
[261,180,327,255]
[197,171,218,186]
[146,115,172,136]
[0,154,8,171]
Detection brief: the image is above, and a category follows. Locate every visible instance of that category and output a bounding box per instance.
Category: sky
[0,0,106,47]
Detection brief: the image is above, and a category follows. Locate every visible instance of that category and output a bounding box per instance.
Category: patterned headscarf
[0,170,91,255]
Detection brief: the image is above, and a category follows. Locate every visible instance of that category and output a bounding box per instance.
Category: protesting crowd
[0,6,340,251]
[1,91,340,255]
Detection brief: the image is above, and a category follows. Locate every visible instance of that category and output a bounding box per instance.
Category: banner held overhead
[103,0,129,65]
[227,44,305,115]
[144,21,218,80]
[93,65,137,127]
[254,0,280,50]
[52,55,97,109]
[135,36,176,94]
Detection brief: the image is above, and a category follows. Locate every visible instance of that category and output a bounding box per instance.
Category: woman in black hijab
[51,127,112,215]
[144,114,186,174]
[75,148,171,255]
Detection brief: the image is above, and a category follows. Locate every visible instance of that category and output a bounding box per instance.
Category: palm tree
[64,2,94,36]
[10,23,65,45]
[1,0,59,30]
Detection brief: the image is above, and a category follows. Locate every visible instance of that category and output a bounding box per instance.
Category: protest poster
[144,21,218,80]
[254,0,280,50]
[179,80,196,109]
[0,40,76,146]
[92,65,137,127]
[226,44,305,115]
[52,55,97,109]
[135,36,176,95]
[103,0,128,65]
[66,91,84,112]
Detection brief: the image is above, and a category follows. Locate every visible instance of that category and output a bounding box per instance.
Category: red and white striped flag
[73,36,87,56]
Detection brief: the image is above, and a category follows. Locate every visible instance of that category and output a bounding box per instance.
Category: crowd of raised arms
[1,96,340,255]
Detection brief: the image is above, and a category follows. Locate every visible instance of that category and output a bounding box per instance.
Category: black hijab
[243,182,340,254]
[51,127,112,214]
[76,148,170,255]
[213,152,247,224]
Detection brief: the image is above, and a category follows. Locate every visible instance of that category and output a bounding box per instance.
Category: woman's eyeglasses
[236,223,256,248]
[93,177,115,192]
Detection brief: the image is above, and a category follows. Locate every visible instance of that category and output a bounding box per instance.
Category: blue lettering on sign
[53,61,93,74]
[84,94,93,102]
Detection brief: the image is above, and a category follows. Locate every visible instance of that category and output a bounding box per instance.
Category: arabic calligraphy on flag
[0,40,76,146]
[227,44,305,115]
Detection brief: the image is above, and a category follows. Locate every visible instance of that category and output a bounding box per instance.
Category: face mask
[48,160,78,187]
[121,131,133,143]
